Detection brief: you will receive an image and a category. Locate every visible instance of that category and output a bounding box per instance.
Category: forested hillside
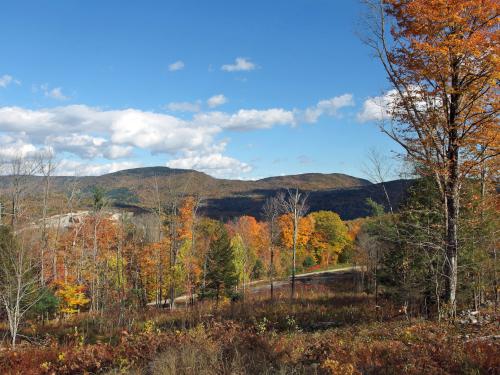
[0,166,408,220]
[0,0,498,374]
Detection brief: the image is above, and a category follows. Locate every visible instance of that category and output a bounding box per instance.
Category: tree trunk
[444,185,458,316]
[444,121,459,317]
[291,215,298,300]
[270,243,274,301]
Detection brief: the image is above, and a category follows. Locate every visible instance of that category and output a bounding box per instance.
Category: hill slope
[0,167,409,220]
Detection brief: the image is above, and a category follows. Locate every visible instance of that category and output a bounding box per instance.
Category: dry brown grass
[0,272,498,375]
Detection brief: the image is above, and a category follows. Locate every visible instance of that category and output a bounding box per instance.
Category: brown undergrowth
[0,282,498,374]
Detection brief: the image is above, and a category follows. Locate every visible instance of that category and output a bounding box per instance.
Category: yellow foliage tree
[54,282,90,315]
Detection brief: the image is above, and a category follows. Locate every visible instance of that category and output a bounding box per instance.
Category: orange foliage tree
[278,213,313,270]
[365,0,499,313]
[229,215,268,294]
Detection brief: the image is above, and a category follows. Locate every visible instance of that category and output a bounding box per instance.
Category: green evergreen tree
[203,224,238,303]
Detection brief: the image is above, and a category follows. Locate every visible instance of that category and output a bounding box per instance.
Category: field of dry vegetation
[0,270,497,375]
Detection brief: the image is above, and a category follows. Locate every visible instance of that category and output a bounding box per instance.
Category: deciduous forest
[0,0,498,374]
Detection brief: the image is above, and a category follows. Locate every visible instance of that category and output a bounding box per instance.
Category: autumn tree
[278,214,313,263]
[177,195,203,305]
[308,211,350,266]
[364,0,499,315]
[195,217,221,294]
[229,215,265,298]
[54,281,90,315]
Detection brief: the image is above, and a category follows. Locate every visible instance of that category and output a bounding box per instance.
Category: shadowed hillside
[0,166,409,220]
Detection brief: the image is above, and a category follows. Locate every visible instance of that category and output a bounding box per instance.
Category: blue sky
[0,0,399,179]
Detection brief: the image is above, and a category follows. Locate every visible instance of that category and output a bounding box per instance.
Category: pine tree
[203,224,237,304]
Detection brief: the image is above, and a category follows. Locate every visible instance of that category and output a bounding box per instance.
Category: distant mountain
[100,167,372,191]
[0,166,411,220]
[203,179,411,221]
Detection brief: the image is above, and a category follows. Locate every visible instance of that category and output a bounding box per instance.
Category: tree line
[0,159,353,346]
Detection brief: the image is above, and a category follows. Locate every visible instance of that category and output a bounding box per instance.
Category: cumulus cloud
[167,143,252,178]
[221,57,256,72]
[0,105,219,156]
[302,94,355,123]
[57,159,142,176]
[0,135,37,159]
[207,94,227,108]
[194,108,295,130]
[168,60,185,71]
[45,134,107,158]
[357,90,397,123]
[108,108,219,153]
[165,101,201,112]
[43,134,133,159]
[105,145,134,159]
[0,93,353,177]
[0,74,21,88]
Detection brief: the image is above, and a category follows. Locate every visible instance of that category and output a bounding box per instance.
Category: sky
[0,0,400,180]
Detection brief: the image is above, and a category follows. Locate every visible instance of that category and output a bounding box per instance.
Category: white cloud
[57,159,142,176]
[0,135,37,159]
[0,75,21,88]
[34,83,70,101]
[357,88,441,123]
[194,108,295,130]
[207,94,227,108]
[167,143,251,178]
[108,108,219,153]
[168,60,185,71]
[46,87,69,101]
[221,57,256,72]
[45,134,107,158]
[302,94,354,123]
[357,90,397,122]
[165,101,201,112]
[0,105,219,156]
[105,145,134,159]
[0,92,353,177]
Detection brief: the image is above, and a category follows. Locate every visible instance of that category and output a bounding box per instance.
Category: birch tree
[262,196,281,301]
[278,189,308,299]
[0,226,41,347]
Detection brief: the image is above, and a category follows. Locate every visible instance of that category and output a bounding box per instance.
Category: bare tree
[4,156,39,230]
[362,148,395,213]
[89,186,107,312]
[262,196,281,301]
[187,194,203,306]
[38,151,58,286]
[278,188,308,299]
[0,226,41,347]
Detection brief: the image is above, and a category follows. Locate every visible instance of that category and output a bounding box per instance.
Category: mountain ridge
[0,166,410,220]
